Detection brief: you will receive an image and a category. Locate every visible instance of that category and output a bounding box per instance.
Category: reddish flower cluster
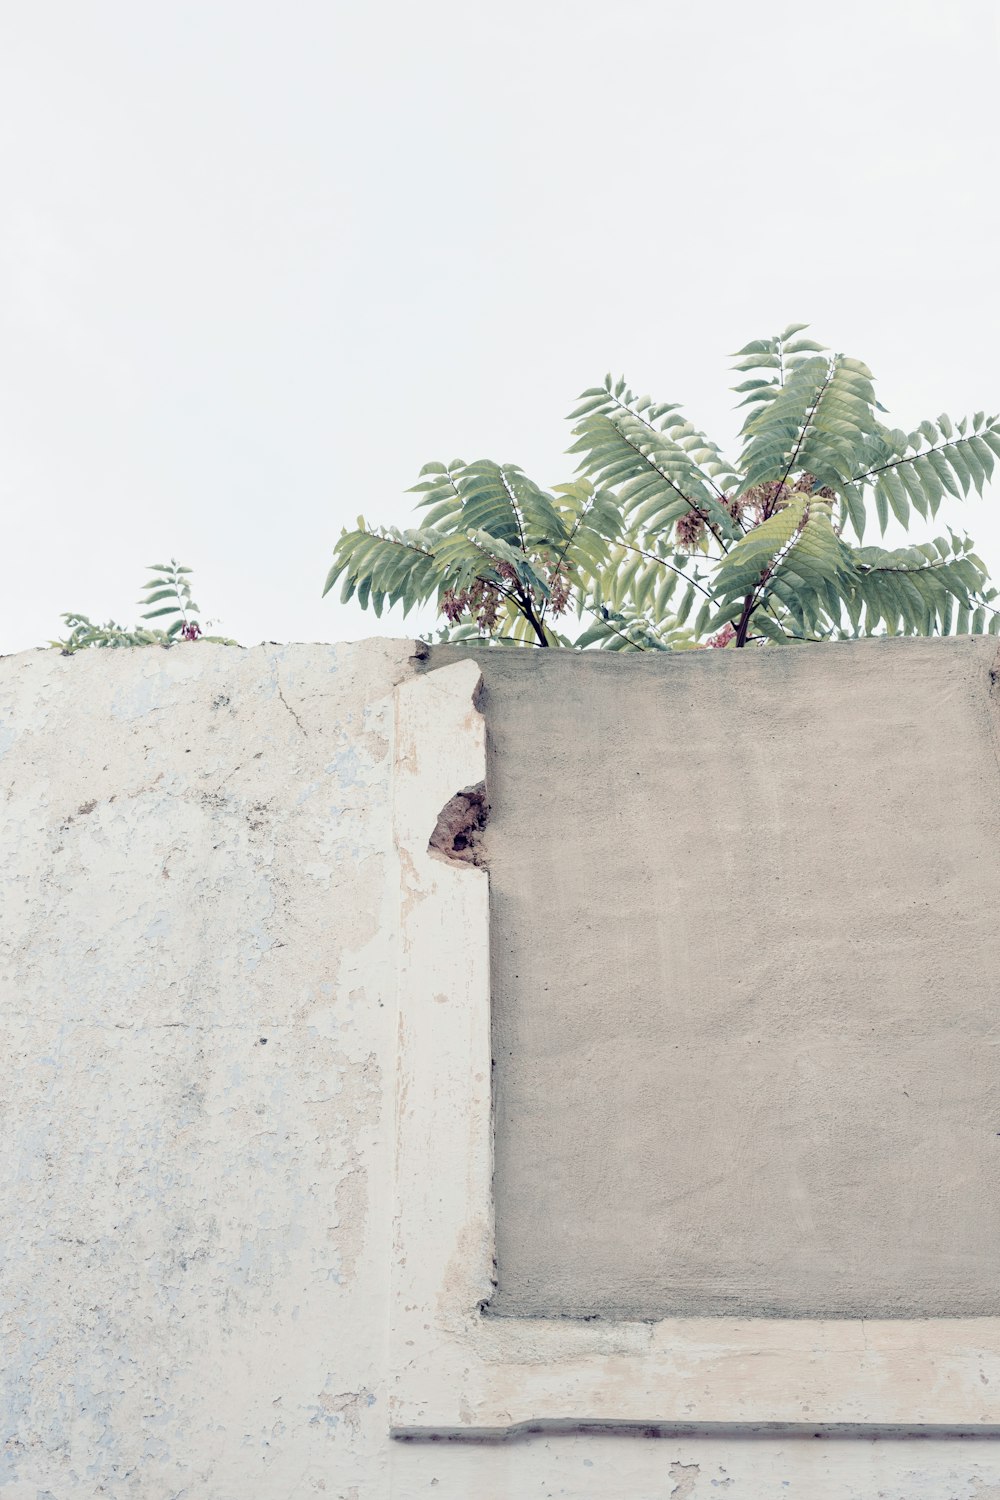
[740,481,786,522]
[179,621,202,641]
[675,496,746,548]
[441,580,502,632]
[707,621,737,649]
[739,474,836,526]
[796,472,835,501]
[546,559,571,617]
[674,511,707,551]
[440,553,572,635]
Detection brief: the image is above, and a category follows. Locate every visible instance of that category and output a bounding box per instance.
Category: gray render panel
[429,637,1000,1319]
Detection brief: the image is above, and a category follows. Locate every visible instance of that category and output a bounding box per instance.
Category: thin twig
[581,602,649,650]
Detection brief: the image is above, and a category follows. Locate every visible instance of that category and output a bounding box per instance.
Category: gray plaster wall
[427,637,1000,1320]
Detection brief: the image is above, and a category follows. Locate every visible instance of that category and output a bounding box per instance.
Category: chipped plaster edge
[389,660,1000,1437]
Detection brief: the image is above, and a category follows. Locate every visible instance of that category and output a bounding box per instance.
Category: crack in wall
[276,683,308,735]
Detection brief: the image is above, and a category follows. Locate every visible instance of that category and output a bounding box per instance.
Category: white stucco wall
[2,639,1000,1499]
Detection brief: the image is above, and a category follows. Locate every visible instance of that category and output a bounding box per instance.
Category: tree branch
[608,418,732,554]
[778,360,835,491]
[498,466,529,556]
[603,390,733,508]
[616,540,714,599]
[850,433,978,486]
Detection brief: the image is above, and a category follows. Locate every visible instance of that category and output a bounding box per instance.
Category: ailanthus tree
[324,327,1000,648]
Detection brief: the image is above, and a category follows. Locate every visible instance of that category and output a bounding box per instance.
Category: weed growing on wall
[54,561,236,653]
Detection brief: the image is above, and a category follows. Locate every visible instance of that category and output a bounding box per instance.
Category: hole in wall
[428,781,489,868]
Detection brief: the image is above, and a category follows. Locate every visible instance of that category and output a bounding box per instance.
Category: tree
[324,327,1000,649]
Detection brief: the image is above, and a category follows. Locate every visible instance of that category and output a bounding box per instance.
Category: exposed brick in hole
[428,781,489,868]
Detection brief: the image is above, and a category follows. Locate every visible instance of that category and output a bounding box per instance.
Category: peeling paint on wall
[0,641,412,1500]
[669,1460,701,1498]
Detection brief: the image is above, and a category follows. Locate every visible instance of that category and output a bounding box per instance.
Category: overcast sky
[2,0,999,653]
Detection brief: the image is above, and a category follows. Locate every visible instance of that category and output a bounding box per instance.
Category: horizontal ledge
[393,1420,1000,1444]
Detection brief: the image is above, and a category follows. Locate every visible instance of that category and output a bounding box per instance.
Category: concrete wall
[453,637,1000,1320]
[1,640,417,1499]
[2,637,1000,1498]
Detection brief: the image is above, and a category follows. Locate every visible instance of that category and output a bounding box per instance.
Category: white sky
[2,0,999,653]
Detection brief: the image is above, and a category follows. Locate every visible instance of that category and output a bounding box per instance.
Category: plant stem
[521,593,550,646]
[508,575,549,645]
[734,593,755,647]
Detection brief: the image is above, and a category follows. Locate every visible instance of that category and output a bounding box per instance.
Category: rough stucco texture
[451,636,1000,1319]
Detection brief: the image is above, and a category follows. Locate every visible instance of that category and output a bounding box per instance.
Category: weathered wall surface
[2,638,1000,1498]
[450,636,1000,1320]
[0,641,413,1499]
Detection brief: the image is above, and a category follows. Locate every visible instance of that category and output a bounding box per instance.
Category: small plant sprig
[54,560,236,653]
[139,560,203,640]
